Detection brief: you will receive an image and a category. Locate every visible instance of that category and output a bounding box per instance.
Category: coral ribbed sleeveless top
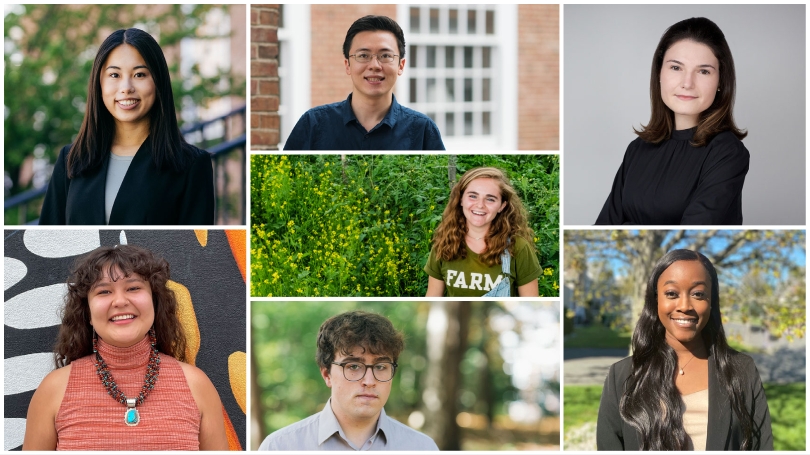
[55,335,200,450]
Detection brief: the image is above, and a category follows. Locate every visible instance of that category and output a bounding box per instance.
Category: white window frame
[396,4,517,150]
[278,4,311,149]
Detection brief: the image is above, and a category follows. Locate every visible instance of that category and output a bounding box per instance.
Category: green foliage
[565,230,805,342]
[563,326,631,349]
[764,383,806,451]
[563,383,805,451]
[561,385,603,432]
[250,155,559,297]
[4,4,245,200]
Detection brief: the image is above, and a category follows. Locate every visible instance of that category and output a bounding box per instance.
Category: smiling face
[657,260,712,350]
[100,43,156,130]
[88,266,155,348]
[344,30,405,102]
[321,346,393,426]
[460,177,507,233]
[659,39,720,130]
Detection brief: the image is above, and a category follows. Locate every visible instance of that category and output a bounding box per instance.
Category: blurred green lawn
[564,383,805,451]
[564,326,631,349]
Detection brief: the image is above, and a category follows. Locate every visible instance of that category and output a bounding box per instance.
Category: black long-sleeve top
[596,128,749,225]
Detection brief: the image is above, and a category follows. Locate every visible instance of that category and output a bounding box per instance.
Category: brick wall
[250,4,280,149]
[310,5,398,107]
[518,5,559,150]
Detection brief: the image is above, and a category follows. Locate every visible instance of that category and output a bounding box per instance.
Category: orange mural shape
[226,230,246,282]
[194,230,209,247]
[223,406,243,450]
[167,281,201,366]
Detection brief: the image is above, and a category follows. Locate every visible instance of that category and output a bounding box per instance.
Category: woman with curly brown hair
[424,167,541,297]
[22,245,228,450]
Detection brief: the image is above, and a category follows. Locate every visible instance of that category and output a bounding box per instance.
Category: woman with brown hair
[596,17,749,225]
[424,167,541,297]
[22,245,228,450]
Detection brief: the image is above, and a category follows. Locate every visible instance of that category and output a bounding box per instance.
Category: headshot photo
[4,4,247,225]
[562,229,805,451]
[4,229,247,450]
[563,5,805,225]
[249,154,559,297]
[251,301,561,450]
[250,4,559,151]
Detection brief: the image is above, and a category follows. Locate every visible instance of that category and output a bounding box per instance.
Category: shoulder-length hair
[54,245,186,367]
[635,17,747,147]
[430,166,535,266]
[66,28,191,178]
[619,249,755,450]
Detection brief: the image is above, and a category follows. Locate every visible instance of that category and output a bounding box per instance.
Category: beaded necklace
[93,329,160,426]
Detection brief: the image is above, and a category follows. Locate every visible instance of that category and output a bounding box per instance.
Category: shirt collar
[317,398,389,448]
[341,93,401,129]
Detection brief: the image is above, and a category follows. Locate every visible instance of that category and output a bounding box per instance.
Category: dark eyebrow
[354,47,395,53]
[466,190,500,199]
[662,280,708,287]
[665,59,716,70]
[105,65,149,71]
[338,355,393,363]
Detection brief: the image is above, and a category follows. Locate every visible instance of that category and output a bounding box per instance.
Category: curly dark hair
[619,249,756,449]
[54,245,186,367]
[316,311,404,372]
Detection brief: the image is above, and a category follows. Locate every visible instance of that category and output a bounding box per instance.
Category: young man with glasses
[258,311,439,450]
[283,15,445,150]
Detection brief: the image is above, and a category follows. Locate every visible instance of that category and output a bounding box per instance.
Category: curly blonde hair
[430,167,535,266]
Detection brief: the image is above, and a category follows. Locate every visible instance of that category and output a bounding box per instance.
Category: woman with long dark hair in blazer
[596,18,749,225]
[39,28,214,225]
[597,249,772,450]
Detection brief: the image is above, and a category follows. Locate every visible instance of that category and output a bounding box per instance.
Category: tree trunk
[250,349,266,449]
[420,301,471,450]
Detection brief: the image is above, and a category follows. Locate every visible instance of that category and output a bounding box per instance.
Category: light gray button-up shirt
[258,399,439,451]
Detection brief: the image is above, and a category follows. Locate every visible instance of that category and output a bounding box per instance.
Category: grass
[563,383,805,451]
[564,325,632,349]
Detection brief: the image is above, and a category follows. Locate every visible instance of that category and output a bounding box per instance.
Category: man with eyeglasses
[258,310,439,450]
[283,15,445,150]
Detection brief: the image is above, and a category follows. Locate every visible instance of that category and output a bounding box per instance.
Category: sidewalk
[564,346,805,386]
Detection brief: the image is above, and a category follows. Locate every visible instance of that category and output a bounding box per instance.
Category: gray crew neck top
[105,153,134,224]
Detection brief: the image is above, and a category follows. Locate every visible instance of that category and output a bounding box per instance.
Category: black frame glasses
[331,361,398,382]
[348,53,400,64]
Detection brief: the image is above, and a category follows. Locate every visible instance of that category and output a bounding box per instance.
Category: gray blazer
[596,352,773,450]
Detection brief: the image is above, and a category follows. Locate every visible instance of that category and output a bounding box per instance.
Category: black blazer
[597,353,773,450]
[39,140,214,225]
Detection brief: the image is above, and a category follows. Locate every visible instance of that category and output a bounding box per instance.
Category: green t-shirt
[424,236,542,297]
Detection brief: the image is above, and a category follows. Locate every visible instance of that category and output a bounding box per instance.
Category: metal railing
[4,105,246,225]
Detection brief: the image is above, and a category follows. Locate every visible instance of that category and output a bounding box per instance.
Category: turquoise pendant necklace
[93,329,160,427]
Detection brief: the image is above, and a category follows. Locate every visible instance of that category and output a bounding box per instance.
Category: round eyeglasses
[331,361,398,382]
[349,53,400,64]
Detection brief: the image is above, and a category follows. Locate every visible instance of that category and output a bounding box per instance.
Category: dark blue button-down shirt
[283,94,446,150]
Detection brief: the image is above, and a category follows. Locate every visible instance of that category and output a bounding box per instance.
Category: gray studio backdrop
[564,4,805,225]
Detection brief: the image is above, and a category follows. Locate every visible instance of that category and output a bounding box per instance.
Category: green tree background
[4,4,245,219]
[251,301,560,450]
[562,230,806,451]
[250,154,559,297]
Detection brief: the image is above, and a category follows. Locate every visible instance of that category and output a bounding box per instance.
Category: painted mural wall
[4,229,247,450]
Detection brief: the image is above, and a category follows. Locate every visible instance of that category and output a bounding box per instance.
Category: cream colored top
[682,388,709,451]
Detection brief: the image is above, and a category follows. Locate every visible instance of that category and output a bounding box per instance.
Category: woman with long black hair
[39,28,214,225]
[597,249,772,450]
